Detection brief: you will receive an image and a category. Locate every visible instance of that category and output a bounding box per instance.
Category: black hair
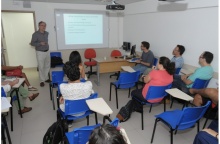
[202,51,213,64]
[69,51,82,66]
[89,124,127,144]
[159,56,175,75]
[63,61,80,81]
[141,41,150,50]
[38,21,46,26]
[177,45,185,55]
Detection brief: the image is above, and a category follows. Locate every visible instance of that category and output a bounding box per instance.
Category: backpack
[43,120,66,144]
[51,56,63,68]
[116,100,134,122]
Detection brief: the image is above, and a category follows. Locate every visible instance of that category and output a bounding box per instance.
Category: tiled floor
[5,68,210,144]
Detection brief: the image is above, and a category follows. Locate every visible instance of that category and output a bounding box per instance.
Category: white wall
[2,0,124,60]
[124,0,218,73]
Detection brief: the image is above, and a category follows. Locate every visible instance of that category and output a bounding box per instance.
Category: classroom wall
[123,0,218,73]
[2,0,124,64]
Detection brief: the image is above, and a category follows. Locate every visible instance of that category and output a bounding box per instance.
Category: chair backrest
[110,118,119,127]
[153,58,158,66]
[50,52,62,58]
[117,71,140,89]
[175,68,181,74]
[51,71,65,83]
[192,78,211,89]
[145,84,172,101]
[176,101,211,130]
[64,93,98,115]
[84,48,96,59]
[111,50,122,57]
[66,123,101,144]
[1,87,6,97]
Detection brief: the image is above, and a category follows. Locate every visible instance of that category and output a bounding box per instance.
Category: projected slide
[64,14,103,45]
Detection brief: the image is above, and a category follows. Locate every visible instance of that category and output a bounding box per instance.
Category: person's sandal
[28,87,38,91]
[29,93,39,101]
[18,107,32,114]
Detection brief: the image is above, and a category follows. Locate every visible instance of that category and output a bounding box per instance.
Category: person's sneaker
[45,79,51,83]
[40,82,44,87]
[18,107,32,114]
[28,86,38,91]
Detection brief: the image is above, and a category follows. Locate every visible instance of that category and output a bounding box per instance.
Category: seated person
[2,78,39,114]
[171,45,185,68]
[133,41,154,74]
[89,124,128,144]
[2,65,37,91]
[59,61,94,114]
[131,56,175,107]
[193,120,218,144]
[69,51,86,80]
[190,88,218,108]
[172,51,214,94]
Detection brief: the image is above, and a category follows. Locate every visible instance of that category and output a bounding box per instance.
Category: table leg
[94,63,100,86]
[15,89,23,118]
[2,114,12,144]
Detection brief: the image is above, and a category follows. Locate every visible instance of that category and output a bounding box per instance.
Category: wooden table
[93,57,135,86]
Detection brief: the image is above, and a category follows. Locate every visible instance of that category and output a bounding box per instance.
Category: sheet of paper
[121,66,136,73]
[1,97,12,110]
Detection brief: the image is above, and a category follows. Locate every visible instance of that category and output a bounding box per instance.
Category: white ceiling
[18,0,146,5]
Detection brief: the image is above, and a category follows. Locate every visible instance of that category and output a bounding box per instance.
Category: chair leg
[170,129,174,144]
[128,88,131,98]
[49,83,52,100]
[10,106,13,131]
[95,112,98,124]
[87,116,89,126]
[197,121,200,133]
[2,114,12,144]
[141,105,144,130]
[109,83,112,101]
[203,118,208,129]
[164,98,166,112]
[149,104,152,113]
[170,98,174,108]
[151,119,159,143]
[115,88,118,109]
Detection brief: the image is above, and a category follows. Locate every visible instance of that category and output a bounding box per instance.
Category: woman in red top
[131,56,175,103]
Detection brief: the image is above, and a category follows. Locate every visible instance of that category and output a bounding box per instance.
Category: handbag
[5,69,22,77]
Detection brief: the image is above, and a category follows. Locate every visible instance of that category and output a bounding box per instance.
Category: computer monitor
[122,42,130,51]
[130,45,136,56]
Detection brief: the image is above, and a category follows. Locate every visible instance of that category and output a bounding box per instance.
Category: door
[1,11,37,68]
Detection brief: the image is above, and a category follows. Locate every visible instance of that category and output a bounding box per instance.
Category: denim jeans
[172,74,190,94]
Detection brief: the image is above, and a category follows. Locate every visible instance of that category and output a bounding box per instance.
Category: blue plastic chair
[49,71,67,110]
[153,58,158,66]
[192,78,211,89]
[1,87,6,97]
[50,52,63,67]
[109,71,141,109]
[175,68,181,74]
[58,93,98,132]
[65,118,119,144]
[132,83,172,130]
[151,101,211,144]
[65,123,101,144]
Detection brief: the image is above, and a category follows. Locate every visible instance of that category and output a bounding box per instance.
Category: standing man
[133,41,154,74]
[31,21,50,87]
[172,51,214,94]
[171,45,185,68]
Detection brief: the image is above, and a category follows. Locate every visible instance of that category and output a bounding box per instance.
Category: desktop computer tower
[123,42,130,51]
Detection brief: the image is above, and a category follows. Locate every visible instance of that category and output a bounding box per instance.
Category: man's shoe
[29,93,39,101]
[40,82,44,87]
[45,79,51,83]
[18,107,32,114]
